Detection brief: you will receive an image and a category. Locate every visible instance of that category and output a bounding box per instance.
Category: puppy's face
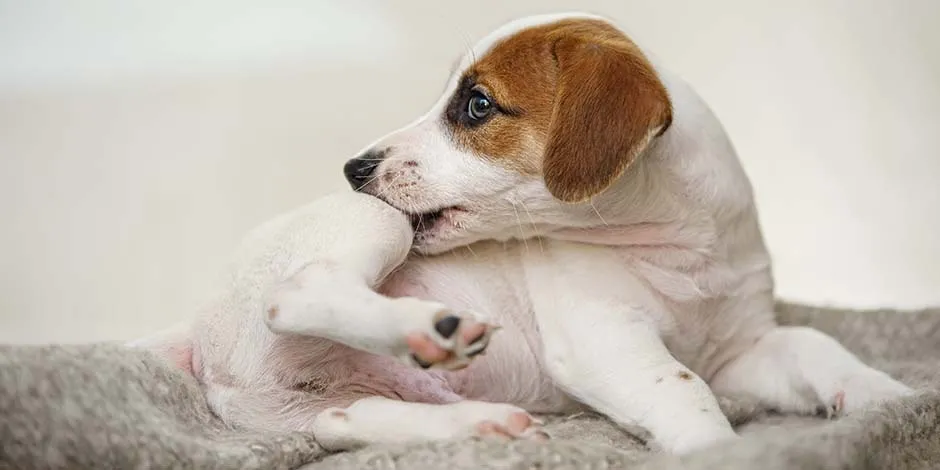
[345,14,672,254]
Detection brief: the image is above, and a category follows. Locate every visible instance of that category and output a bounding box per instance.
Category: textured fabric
[1,302,938,469]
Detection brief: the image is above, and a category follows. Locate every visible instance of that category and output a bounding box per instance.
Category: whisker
[589,199,609,226]
[358,152,417,190]
[359,170,386,190]
[357,153,407,163]
[465,243,479,260]
[510,202,529,253]
[373,172,407,200]
[455,26,477,70]
[518,201,544,254]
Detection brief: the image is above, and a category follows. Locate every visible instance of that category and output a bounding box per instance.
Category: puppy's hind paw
[404,309,499,371]
[474,411,549,441]
[825,371,914,416]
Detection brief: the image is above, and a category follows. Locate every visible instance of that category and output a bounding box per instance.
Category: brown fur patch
[442,18,672,201]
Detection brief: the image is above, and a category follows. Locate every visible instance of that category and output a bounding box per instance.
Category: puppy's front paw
[400,304,499,371]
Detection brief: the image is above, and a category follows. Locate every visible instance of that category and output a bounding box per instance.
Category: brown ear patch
[443,18,672,200]
[541,22,673,203]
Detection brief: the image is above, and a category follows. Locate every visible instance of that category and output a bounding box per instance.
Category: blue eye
[467,92,494,120]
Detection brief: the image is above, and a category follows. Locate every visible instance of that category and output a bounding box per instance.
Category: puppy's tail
[126,321,198,377]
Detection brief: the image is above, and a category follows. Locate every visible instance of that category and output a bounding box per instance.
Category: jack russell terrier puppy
[134,12,912,454]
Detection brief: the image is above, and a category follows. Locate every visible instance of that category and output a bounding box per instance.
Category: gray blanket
[2,302,939,469]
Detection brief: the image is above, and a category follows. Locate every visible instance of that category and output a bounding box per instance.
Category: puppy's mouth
[408,206,465,232]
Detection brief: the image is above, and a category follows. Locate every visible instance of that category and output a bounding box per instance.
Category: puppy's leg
[211,385,544,450]
[526,242,736,454]
[260,191,495,369]
[538,316,735,454]
[710,326,913,416]
[265,268,497,370]
[312,396,547,451]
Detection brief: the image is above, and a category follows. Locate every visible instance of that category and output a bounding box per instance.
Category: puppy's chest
[379,241,722,333]
[380,242,534,325]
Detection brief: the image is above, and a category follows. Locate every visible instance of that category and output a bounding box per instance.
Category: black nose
[343,149,383,190]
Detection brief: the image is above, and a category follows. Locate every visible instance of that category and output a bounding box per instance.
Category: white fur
[133,13,913,454]
[313,397,541,451]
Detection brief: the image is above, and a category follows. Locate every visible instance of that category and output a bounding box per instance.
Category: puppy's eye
[466,92,494,121]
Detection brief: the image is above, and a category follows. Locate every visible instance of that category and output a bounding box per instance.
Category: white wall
[1,0,938,343]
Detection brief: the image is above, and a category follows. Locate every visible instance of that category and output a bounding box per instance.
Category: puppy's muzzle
[343,149,385,190]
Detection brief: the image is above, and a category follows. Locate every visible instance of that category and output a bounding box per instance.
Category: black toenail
[412,354,432,369]
[434,316,461,338]
[468,331,486,346]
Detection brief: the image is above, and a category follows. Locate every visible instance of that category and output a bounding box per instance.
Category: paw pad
[433,315,461,338]
[473,411,548,441]
[405,311,498,371]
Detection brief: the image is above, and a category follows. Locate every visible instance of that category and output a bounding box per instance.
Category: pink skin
[477,412,549,440]
[406,324,488,367]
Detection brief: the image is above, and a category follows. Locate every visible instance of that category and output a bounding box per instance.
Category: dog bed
[2,302,939,469]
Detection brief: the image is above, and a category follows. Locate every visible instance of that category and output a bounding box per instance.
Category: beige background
[1,0,938,343]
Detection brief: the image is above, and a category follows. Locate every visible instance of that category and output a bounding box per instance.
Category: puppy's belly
[379,241,578,413]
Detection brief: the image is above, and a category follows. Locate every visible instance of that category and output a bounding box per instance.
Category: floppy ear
[542,33,672,203]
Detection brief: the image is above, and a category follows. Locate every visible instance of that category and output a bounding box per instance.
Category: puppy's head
[344,13,672,254]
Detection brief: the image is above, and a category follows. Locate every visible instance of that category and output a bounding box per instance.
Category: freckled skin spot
[677,371,692,380]
[267,306,279,320]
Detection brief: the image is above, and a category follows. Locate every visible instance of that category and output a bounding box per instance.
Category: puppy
[134,13,912,454]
